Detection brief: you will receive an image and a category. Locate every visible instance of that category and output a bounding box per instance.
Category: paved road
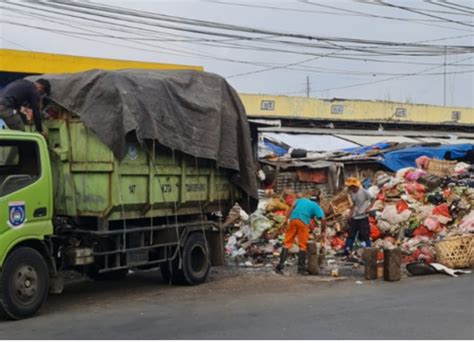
[0,269,473,339]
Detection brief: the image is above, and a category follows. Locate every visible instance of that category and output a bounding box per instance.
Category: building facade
[240,93,473,125]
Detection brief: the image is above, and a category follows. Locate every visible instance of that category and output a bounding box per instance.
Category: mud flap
[207,230,224,266]
[49,273,64,294]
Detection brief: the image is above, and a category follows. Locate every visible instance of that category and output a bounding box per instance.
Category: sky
[1,0,473,108]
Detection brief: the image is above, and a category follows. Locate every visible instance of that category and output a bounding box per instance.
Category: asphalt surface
[0,268,473,340]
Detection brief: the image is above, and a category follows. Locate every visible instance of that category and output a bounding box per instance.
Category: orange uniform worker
[275,195,326,275]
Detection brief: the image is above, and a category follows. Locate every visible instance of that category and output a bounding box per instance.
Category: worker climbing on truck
[275,191,326,275]
[0,78,50,137]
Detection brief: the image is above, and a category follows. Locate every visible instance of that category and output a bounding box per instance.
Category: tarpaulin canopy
[261,139,288,156]
[261,132,359,152]
[29,69,258,198]
[343,141,391,154]
[381,144,474,171]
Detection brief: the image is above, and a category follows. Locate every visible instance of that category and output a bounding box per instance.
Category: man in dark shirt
[0,78,51,136]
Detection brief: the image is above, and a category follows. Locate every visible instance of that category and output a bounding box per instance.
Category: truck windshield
[0,140,40,197]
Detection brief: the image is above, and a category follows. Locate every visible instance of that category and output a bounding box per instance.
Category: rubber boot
[275,248,288,274]
[298,251,308,275]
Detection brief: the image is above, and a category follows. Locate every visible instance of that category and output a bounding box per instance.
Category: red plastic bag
[376,251,384,261]
[404,182,425,201]
[369,217,381,240]
[395,200,409,214]
[331,237,345,250]
[411,247,434,263]
[376,191,385,201]
[412,225,434,238]
[432,203,450,218]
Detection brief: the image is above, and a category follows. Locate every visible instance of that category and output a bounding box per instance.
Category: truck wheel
[182,233,210,285]
[0,247,49,320]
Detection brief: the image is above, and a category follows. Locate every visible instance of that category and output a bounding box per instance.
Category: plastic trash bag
[249,210,274,240]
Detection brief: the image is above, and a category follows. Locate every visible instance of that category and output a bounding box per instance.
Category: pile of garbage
[223,196,290,267]
[223,158,473,270]
[365,161,473,265]
[223,190,349,269]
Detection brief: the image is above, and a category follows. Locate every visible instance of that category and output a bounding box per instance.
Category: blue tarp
[381,144,473,171]
[263,139,288,156]
[343,141,391,154]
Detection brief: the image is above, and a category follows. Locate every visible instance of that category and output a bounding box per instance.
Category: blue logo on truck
[7,201,26,229]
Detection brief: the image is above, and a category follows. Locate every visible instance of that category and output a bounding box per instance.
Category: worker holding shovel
[275,192,326,275]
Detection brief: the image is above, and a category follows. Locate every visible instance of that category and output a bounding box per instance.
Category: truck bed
[43,118,239,221]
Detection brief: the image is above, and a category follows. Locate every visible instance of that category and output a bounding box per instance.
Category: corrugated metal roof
[335,134,420,145]
[258,126,474,138]
[262,132,359,152]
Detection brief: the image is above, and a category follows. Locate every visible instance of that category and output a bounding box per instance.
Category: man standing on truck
[343,177,375,257]
[0,78,51,137]
[275,192,326,275]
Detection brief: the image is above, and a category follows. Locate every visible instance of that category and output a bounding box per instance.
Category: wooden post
[307,241,319,275]
[362,248,378,280]
[384,248,402,281]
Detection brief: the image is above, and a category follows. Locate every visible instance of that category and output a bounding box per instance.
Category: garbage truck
[0,69,257,319]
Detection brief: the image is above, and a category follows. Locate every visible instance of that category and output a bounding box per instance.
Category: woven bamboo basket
[330,192,353,216]
[434,235,474,269]
[426,159,457,177]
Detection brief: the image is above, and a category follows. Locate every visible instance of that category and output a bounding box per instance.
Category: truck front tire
[0,247,49,320]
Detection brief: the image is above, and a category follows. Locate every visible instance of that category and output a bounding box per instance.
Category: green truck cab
[0,119,242,320]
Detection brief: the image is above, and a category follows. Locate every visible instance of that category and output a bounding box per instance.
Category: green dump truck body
[45,118,239,221]
[0,120,244,319]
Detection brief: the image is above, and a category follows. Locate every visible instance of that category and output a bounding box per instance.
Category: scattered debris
[224,154,473,279]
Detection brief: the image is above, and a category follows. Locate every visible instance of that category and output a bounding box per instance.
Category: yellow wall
[0,49,203,74]
[239,93,473,125]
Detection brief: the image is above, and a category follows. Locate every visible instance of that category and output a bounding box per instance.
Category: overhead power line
[377,1,474,28]
[300,0,474,28]
[361,0,474,17]
[31,0,474,56]
[2,0,473,83]
[4,0,473,71]
[311,55,474,93]
[426,0,474,15]
[226,51,338,78]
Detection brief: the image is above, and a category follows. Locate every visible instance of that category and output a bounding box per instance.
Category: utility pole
[443,45,447,107]
[306,75,310,98]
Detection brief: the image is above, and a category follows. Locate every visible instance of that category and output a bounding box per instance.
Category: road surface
[1,268,473,339]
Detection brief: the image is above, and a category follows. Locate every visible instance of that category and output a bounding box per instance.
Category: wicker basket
[426,159,457,177]
[330,192,352,216]
[434,235,474,269]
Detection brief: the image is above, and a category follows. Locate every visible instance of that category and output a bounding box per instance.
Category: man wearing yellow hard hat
[344,177,375,257]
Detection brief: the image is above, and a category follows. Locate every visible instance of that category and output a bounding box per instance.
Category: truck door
[0,137,52,259]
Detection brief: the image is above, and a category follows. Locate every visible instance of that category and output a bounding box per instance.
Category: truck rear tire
[182,233,210,285]
[0,247,49,320]
[160,233,210,285]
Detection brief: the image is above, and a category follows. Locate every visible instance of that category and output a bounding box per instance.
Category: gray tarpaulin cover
[29,69,257,198]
